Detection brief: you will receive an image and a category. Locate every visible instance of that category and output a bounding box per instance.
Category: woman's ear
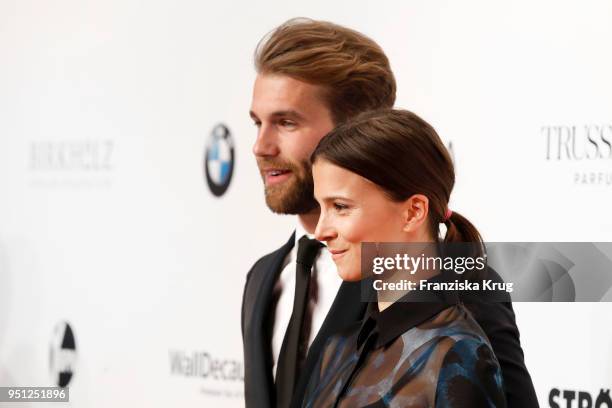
[402,194,429,233]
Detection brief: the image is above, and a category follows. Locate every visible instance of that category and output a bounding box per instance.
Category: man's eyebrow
[270,110,305,120]
[249,109,306,122]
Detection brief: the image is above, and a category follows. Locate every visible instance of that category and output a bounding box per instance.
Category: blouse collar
[356,273,459,349]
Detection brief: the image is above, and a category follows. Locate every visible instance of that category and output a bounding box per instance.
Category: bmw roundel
[204,124,234,197]
[49,321,77,388]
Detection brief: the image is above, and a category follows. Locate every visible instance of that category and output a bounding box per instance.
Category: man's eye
[279,119,297,128]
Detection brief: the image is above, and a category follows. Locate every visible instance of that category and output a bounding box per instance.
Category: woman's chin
[337,268,362,282]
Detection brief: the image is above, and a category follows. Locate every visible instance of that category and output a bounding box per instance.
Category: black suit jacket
[241,233,539,408]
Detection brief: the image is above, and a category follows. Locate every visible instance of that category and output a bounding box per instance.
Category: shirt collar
[294,220,316,247]
[356,273,459,349]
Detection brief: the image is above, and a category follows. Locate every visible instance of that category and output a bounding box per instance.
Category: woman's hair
[254,18,396,124]
[311,108,482,244]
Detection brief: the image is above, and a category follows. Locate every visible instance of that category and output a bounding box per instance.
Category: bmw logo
[446,141,455,164]
[204,124,235,197]
[49,321,77,388]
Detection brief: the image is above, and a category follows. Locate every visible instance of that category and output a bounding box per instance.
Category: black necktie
[275,235,323,408]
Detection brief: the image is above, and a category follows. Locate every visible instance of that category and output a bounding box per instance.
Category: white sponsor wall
[0,1,611,407]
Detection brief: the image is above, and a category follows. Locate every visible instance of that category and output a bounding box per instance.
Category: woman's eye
[333,203,349,211]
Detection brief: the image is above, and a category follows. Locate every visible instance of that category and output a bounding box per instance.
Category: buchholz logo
[30,139,114,171]
[204,124,234,197]
[49,321,77,388]
[28,139,114,189]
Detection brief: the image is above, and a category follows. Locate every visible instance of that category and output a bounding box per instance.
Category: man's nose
[252,124,280,157]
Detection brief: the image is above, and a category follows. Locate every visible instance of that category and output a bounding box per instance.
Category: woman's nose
[315,214,337,243]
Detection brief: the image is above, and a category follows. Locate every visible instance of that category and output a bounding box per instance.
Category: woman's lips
[328,248,348,261]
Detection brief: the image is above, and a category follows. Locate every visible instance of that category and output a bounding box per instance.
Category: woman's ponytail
[441,210,486,280]
[443,210,483,244]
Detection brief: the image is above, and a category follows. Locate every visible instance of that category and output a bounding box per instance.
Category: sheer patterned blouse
[302,291,506,408]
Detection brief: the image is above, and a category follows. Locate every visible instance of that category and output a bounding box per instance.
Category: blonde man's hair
[254,18,396,124]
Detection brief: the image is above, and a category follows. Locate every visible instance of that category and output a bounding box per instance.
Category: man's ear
[402,194,429,233]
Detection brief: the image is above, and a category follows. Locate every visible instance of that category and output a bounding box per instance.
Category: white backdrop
[1,0,611,407]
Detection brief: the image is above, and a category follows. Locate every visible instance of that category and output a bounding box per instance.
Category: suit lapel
[244,232,295,408]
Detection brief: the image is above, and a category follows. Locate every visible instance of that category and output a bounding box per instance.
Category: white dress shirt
[271,222,343,379]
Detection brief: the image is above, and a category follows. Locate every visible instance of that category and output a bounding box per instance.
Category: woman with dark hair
[303,109,506,407]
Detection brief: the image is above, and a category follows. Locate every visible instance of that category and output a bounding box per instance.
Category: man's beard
[258,158,319,215]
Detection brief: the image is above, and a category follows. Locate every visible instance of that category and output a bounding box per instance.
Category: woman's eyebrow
[320,195,354,203]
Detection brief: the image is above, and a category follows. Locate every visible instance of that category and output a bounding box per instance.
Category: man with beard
[242,18,538,408]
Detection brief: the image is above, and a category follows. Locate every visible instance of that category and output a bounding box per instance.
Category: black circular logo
[49,321,77,388]
[204,124,235,197]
